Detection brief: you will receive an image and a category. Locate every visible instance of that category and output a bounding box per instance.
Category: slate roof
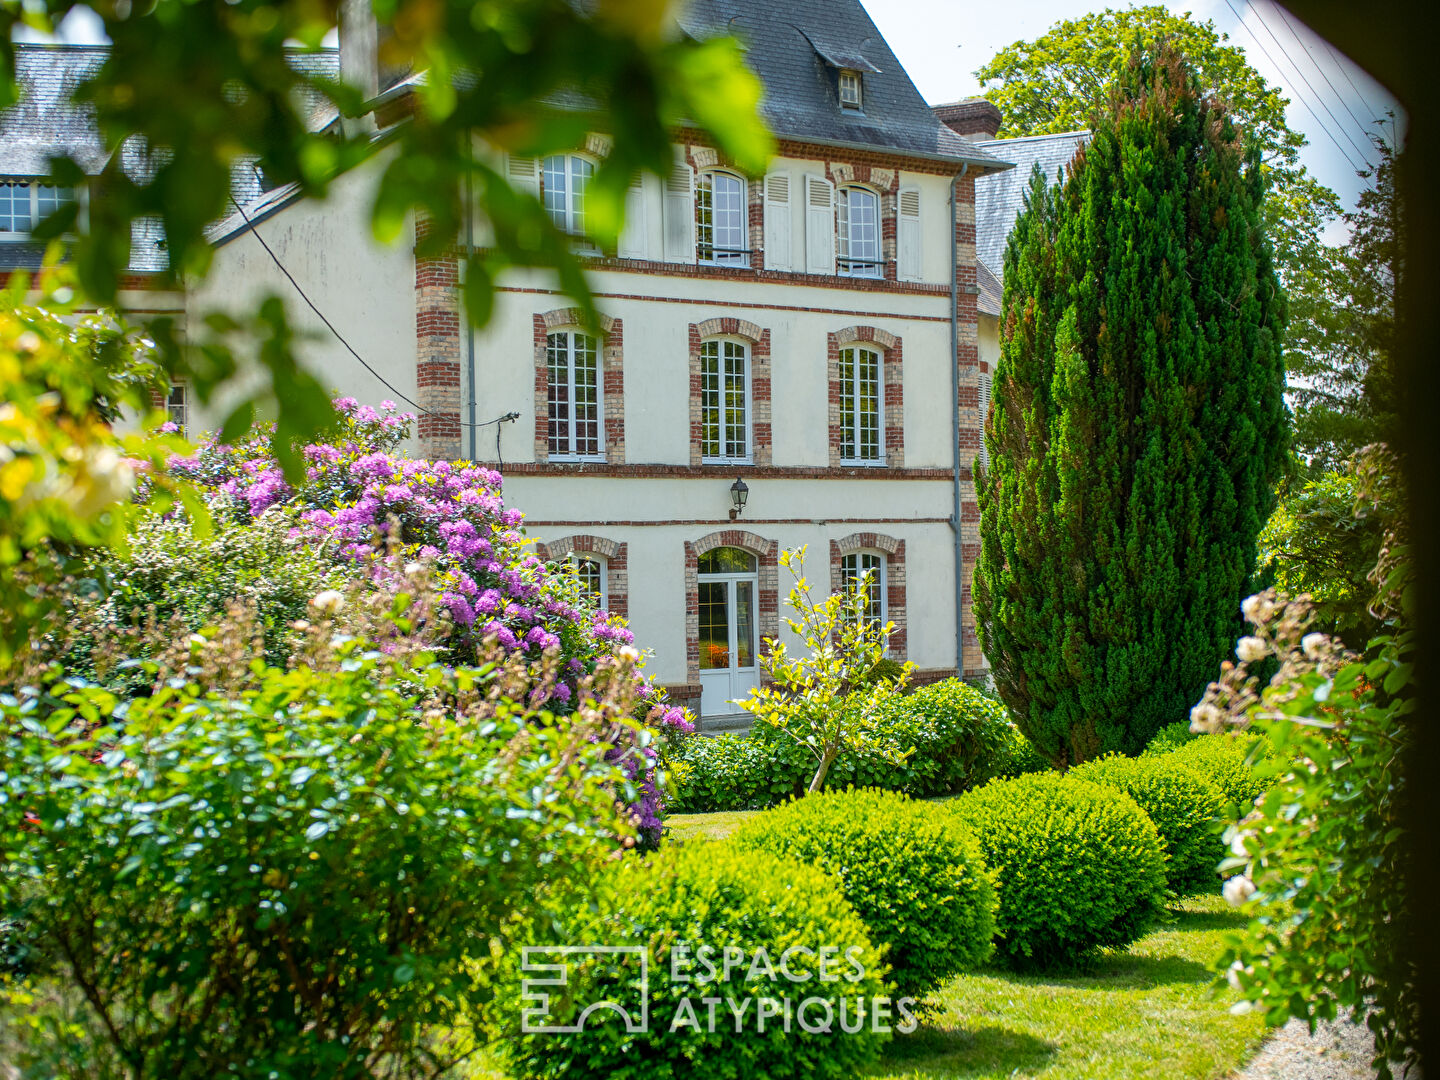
[677,0,1006,170]
[0,44,340,272]
[977,259,1002,318]
[972,130,1088,275]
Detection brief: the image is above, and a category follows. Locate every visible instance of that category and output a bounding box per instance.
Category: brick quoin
[414,214,463,460]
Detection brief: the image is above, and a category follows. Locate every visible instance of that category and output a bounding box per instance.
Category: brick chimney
[933,98,1002,141]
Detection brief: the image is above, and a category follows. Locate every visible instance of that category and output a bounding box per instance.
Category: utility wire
[227,192,518,434]
[1319,34,1394,137]
[1228,0,1373,172]
[1266,0,1380,163]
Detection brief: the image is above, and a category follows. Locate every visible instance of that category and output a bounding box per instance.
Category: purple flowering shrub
[169,398,690,842]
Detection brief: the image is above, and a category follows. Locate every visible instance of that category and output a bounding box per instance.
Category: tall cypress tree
[974,46,1288,765]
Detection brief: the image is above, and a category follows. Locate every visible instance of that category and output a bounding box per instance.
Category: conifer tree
[974,46,1288,765]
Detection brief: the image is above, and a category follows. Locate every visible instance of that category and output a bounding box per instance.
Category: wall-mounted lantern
[729,476,749,520]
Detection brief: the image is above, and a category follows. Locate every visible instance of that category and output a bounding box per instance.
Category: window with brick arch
[546,330,602,460]
[551,553,606,608]
[700,339,750,463]
[696,170,748,266]
[837,186,881,278]
[837,345,883,463]
[840,550,886,626]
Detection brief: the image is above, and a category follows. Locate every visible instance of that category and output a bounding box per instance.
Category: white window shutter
[804,174,834,275]
[506,154,540,197]
[618,174,648,259]
[897,187,922,281]
[662,158,695,263]
[763,172,791,270]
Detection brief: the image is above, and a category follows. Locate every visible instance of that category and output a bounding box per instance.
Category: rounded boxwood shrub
[1143,719,1200,756]
[1069,754,1226,895]
[507,844,894,1080]
[1162,731,1269,807]
[733,788,997,998]
[950,772,1167,970]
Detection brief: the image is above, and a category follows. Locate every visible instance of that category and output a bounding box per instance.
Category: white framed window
[696,170,748,266]
[542,154,595,236]
[841,551,886,626]
[166,382,189,436]
[699,338,750,463]
[838,70,863,109]
[838,346,883,463]
[837,186,881,277]
[554,553,607,608]
[0,180,76,238]
[546,330,603,460]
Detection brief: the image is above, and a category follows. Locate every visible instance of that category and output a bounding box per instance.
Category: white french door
[697,548,760,717]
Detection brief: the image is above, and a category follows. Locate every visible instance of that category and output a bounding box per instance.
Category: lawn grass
[665,810,1268,1080]
[869,895,1266,1080]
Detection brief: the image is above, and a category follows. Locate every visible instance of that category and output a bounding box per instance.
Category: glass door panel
[734,580,755,669]
[698,580,729,670]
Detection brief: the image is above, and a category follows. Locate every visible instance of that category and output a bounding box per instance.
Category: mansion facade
[1,2,1098,723]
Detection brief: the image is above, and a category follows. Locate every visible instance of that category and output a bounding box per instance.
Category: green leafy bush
[733,789,996,998]
[1161,732,1268,808]
[1070,754,1226,895]
[950,772,1167,970]
[668,679,1045,813]
[0,640,643,1078]
[39,509,348,688]
[1143,720,1199,756]
[505,843,895,1080]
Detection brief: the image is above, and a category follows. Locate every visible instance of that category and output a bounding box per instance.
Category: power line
[1267,0,1381,161]
[226,192,519,434]
[1228,0,1374,172]
[1317,33,1395,143]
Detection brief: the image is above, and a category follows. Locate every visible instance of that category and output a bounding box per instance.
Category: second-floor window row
[506,154,925,282]
[0,180,76,238]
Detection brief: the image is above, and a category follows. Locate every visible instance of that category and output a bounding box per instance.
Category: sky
[29,0,1404,245]
[859,0,1404,244]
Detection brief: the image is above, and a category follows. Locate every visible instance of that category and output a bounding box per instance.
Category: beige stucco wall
[183,158,417,442]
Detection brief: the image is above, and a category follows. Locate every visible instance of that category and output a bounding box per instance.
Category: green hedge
[950,772,1168,970]
[733,789,997,998]
[506,844,893,1080]
[666,679,1045,813]
[1143,720,1200,756]
[1160,731,1269,808]
[1069,754,1226,895]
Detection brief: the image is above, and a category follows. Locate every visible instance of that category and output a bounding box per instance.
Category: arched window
[840,550,886,626]
[699,338,750,463]
[554,553,606,608]
[543,154,595,235]
[837,345,883,463]
[546,329,602,460]
[837,186,881,278]
[696,170,748,266]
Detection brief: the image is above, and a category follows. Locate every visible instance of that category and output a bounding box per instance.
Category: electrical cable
[1228,0,1373,172]
[1270,1,1387,153]
[226,192,519,435]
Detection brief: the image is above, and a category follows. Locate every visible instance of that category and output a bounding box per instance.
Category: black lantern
[729,476,749,519]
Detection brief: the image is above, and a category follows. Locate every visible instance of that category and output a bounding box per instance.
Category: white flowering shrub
[1196,446,1416,1078]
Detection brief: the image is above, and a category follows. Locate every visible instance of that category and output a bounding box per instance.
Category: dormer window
[0,179,75,239]
[838,70,863,109]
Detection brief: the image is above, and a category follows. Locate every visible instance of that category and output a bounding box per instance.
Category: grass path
[666,811,1268,1080]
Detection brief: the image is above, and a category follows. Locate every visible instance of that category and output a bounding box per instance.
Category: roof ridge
[976,129,1090,146]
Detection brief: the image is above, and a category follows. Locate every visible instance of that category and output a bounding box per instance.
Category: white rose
[1302,632,1326,661]
[1241,594,1264,623]
[1236,636,1267,663]
[1222,875,1257,906]
[1189,702,1221,734]
[1229,830,1252,857]
[310,590,346,615]
[618,645,640,662]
